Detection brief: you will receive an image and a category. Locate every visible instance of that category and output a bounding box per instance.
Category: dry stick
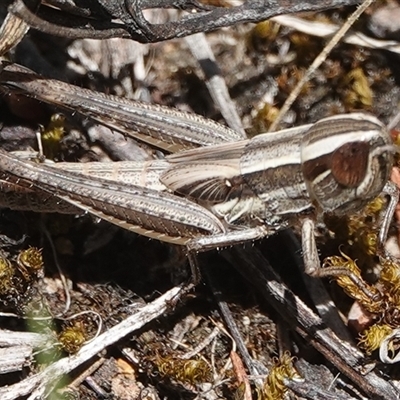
[0,330,52,374]
[269,0,375,132]
[285,378,350,400]
[203,265,267,388]
[8,0,130,40]
[67,357,106,390]
[0,286,183,400]
[83,376,109,398]
[222,246,399,399]
[230,351,252,400]
[185,32,247,138]
[181,326,220,359]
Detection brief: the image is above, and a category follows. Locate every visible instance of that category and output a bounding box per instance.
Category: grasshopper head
[301,113,393,216]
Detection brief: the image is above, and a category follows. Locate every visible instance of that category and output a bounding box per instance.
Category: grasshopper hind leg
[185,225,273,284]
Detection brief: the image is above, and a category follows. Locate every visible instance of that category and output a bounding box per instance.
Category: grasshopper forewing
[0,61,397,281]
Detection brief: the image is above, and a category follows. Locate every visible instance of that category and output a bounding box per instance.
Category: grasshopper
[0,61,397,283]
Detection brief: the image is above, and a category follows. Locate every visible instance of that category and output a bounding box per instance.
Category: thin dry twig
[231,350,252,400]
[269,0,375,131]
[223,246,400,400]
[0,285,184,400]
[185,32,246,138]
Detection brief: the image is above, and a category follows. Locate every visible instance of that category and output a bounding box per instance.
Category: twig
[6,0,362,43]
[181,326,220,360]
[222,246,400,399]
[269,0,375,131]
[231,350,252,400]
[0,285,184,400]
[203,265,267,388]
[185,32,246,138]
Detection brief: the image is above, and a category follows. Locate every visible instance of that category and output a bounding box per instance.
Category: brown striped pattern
[300,114,392,214]
[162,113,392,229]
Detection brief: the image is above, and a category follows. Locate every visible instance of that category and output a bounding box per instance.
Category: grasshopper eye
[330,141,369,188]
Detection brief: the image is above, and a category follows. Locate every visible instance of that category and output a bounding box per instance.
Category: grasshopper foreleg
[301,179,400,304]
[301,218,382,302]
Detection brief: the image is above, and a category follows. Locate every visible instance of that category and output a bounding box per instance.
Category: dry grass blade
[269,0,375,131]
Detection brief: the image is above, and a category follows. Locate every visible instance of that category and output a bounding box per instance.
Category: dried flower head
[152,354,212,386]
[258,352,300,400]
[58,322,87,354]
[359,324,393,355]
